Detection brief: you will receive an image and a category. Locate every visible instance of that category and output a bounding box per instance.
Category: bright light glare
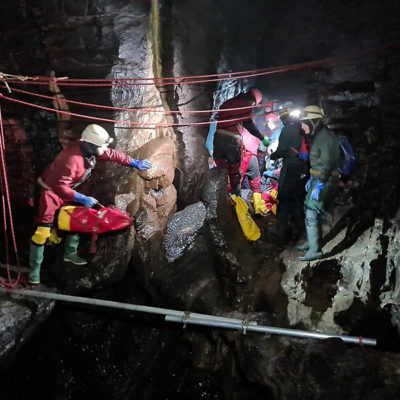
[290,109,301,117]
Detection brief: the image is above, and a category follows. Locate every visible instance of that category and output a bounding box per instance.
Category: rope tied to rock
[0,71,37,93]
[0,72,33,82]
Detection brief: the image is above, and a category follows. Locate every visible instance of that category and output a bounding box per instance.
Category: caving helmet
[81,124,113,148]
[301,105,324,135]
[301,105,324,120]
[266,113,278,123]
[266,113,279,131]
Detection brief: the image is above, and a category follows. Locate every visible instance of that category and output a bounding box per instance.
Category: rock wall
[0,0,178,292]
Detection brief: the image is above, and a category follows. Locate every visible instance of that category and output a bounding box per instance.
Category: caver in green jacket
[305,124,340,213]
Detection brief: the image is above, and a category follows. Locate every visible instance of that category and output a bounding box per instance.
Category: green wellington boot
[64,234,87,265]
[28,243,44,284]
[298,224,323,261]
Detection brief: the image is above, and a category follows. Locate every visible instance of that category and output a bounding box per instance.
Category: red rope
[5,61,329,87]
[3,43,392,87]
[20,43,392,85]
[36,63,294,82]
[0,106,23,288]
[0,85,276,116]
[12,59,320,86]
[0,93,259,128]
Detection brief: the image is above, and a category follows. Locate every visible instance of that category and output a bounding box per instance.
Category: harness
[38,156,96,192]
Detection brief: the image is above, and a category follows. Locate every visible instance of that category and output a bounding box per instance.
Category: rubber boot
[297,242,309,251]
[28,243,44,285]
[253,192,268,215]
[298,224,323,261]
[64,234,87,265]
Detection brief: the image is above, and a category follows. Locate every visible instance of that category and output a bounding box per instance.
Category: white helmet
[81,124,113,147]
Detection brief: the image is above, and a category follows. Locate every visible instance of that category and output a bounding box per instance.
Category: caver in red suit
[28,124,152,285]
[241,127,262,194]
[212,89,266,196]
[37,139,132,225]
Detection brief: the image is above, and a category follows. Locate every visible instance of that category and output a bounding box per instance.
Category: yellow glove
[46,227,63,245]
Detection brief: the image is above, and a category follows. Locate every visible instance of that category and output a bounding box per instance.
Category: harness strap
[310,168,339,177]
[216,128,241,138]
[37,176,52,191]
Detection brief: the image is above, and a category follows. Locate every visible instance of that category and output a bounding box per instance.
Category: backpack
[289,122,310,160]
[337,135,355,175]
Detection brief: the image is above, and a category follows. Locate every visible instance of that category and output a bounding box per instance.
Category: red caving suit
[37,140,131,225]
[213,94,262,195]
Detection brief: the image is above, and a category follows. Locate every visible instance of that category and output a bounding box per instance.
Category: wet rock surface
[164,202,207,263]
[0,292,55,367]
[239,336,400,400]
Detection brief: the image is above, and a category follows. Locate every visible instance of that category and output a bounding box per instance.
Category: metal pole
[0,287,253,324]
[165,315,376,346]
[0,287,377,346]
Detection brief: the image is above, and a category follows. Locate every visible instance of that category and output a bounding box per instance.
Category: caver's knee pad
[31,226,51,245]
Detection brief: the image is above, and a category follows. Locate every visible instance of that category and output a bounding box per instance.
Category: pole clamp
[242,319,249,335]
[182,311,191,329]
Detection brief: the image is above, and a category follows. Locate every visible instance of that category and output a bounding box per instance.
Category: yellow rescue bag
[231,195,261,241]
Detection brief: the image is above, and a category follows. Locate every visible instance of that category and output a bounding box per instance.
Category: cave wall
[160,0,400,208]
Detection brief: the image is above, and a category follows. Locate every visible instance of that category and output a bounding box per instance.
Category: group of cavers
[26,84,352,286]
[205,88,354,262]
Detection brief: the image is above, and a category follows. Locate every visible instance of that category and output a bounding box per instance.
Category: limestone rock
[164,202,206,263]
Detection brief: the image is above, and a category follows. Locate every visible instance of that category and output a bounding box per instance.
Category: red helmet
[266,113,278,123]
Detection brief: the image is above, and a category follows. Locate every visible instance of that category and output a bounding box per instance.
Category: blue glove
[205,121,217,157]
[264,169,278,179]
[130,158,152,170]
[310,180,325,201]
[74,192,98,208]
[305,175,313,192]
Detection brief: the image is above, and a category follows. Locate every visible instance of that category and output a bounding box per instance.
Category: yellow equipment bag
[231,195,261,241]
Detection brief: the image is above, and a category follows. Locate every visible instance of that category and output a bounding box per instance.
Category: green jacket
[305,124,340,213]
[309,124,340,183]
